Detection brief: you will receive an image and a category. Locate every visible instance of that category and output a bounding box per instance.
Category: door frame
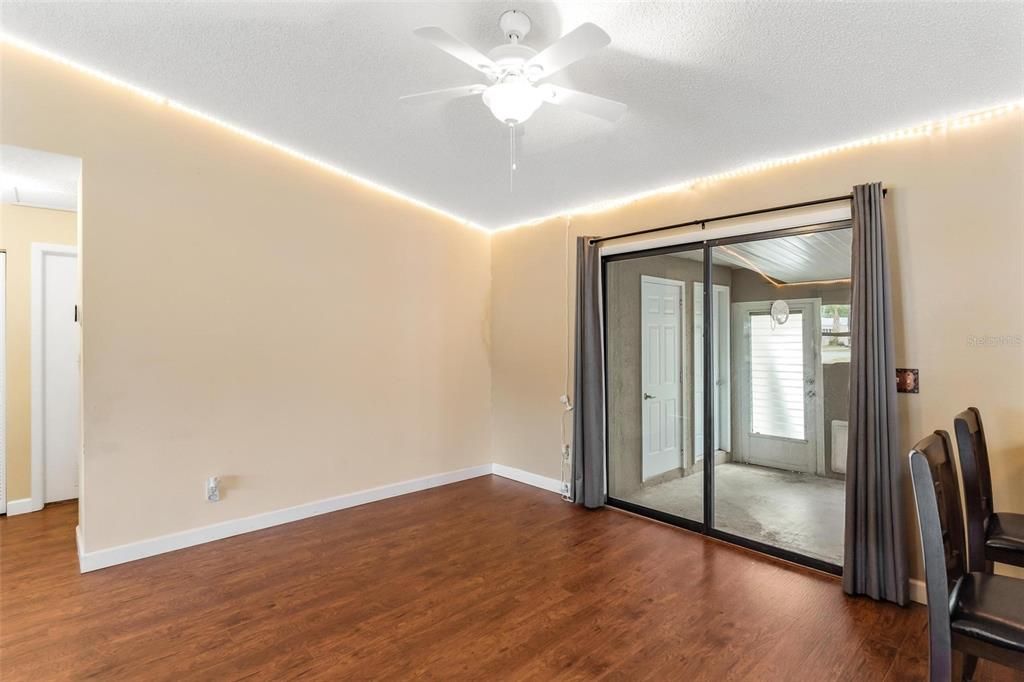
[693,282,731,463]
[0,252,6,514]
[732,298,825,474]
[30,242,79,512]
[639,275,686,481]
[601,219,851,576]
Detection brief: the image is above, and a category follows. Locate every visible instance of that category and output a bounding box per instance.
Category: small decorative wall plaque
[896,368,919,394]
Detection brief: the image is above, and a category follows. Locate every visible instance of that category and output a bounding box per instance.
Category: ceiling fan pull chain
[509,122,517,191]
[511,122,517,171]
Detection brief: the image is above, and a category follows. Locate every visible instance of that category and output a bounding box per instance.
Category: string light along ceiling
[491,100,1024,231]
[1,33,1020,234]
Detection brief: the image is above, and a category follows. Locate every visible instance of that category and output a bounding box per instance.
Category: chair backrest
[909,431,967,682]
[953,406,992,572]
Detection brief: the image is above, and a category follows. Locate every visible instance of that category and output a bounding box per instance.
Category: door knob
[643,393,655,400]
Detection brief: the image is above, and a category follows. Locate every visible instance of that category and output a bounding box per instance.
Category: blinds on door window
[749,312,805,440]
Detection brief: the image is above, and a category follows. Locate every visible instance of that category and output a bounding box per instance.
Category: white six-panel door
[640,276,684,480]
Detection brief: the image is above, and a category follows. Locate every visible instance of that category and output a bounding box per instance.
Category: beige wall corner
[1,43,492,551]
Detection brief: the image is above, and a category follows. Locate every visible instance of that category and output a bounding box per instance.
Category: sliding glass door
[604,222,852,573]
[605,244,705,526]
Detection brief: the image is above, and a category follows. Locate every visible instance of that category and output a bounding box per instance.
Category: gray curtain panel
[572,236,606,508]
[843,182,909,605]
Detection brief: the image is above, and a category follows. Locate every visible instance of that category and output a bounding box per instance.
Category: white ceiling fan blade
[527,23,610,79]
[413,26,497,74]
[542,85,627,122]
[399,84,486,105]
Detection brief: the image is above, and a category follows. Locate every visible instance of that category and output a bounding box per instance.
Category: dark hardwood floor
[1,476,1021,681]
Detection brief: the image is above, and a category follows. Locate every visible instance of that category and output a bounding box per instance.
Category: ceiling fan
[401,10,626,174]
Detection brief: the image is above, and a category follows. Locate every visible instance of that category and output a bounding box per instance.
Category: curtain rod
[588,189,886,245]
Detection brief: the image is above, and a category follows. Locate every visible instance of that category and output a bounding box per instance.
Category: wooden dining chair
[909,431,1024,681]
[953,407,1024,571]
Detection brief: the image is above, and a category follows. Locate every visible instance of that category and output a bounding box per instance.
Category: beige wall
[1,45,492,551]
[492,112,1024,579]
[0,204,78,500]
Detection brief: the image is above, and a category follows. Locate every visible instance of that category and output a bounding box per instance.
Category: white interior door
[0,252,6,514]
[694,283,731,461]
[641,276,683,480]
[733,298,822,473]
[32,244,80,505]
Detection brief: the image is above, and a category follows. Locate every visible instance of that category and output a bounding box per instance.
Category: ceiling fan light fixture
[482,76,543,124]
[404,12,625,180]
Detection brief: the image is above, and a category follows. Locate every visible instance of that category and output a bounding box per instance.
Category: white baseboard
[491,463,564,494]
[909,578,926,605]
[54,466,933,599]
[77,464,495,573]
[5,498,38,516]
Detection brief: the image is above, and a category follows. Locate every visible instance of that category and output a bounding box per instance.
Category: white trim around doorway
[30,242,79,513]
[0,252,5,514]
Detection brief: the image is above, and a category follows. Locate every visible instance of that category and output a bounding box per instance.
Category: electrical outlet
[206,476,220,502]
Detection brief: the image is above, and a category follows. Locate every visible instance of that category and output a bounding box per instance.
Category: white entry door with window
[640,276,684,480]
[32,243,80,506]
[733,298,823,473]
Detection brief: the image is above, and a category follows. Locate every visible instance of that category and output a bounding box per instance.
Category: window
[821,304,851,364]
[749,312,805,440]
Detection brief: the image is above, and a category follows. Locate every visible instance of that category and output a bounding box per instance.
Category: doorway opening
[0,144,82,516]
[605,220,851,572]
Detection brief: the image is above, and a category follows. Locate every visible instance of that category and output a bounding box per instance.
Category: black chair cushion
[987,512,1024,554]
[951,573,1024,653]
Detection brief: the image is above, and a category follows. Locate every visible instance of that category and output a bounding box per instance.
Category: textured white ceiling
[3,2,1021,229]
[1,144,80,212]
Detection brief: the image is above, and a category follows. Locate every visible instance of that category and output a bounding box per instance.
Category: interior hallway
[3,475,1019,681]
